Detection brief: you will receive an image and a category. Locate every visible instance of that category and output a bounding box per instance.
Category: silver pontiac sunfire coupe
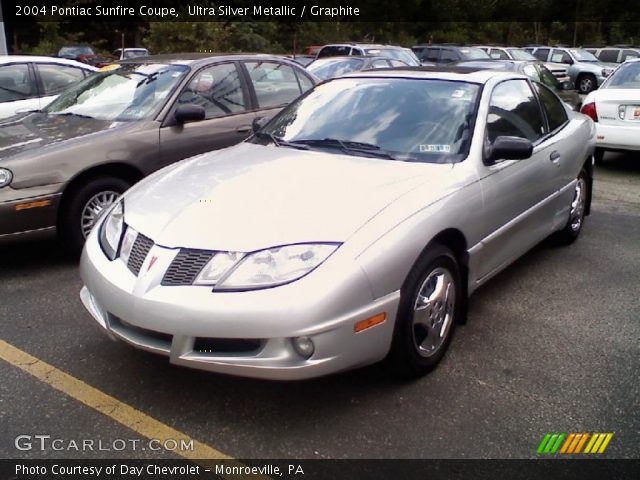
[80,67,595,380]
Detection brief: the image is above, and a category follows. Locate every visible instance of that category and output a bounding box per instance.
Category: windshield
[44,63,189,121]
[307,58,365,80]
[602,62,640,89]
[253,78,480,163]
[124,49,149,59]
[569,49,599,61]
[508,49,537,61]
[365,48,421,66]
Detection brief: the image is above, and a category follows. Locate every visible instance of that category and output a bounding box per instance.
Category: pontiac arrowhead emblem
[147,255,158,272]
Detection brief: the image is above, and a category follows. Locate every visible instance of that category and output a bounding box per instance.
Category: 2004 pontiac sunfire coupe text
[80,67,596,380]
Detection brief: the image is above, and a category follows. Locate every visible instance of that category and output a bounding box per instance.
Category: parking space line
[0,338,228,460]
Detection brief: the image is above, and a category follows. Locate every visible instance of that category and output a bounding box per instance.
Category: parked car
[316,43,421,66]
[113,48,150,60]
[455,60,582,110]
[581,58,640,163]
[286,55,316,67]
[524,46,616,93]
[476,46,569,81]
[0,54,317,252]
[79,67,595,380]
[58,45,95,61]
[411,45,490,64]
[0,55,97,119]
[307,55,409,80]
[583,46,640,64]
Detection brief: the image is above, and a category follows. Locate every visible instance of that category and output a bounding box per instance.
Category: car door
[476,79,559,280]
[159,61,255,164]
[0,63,40,119]
[242,60,314,123]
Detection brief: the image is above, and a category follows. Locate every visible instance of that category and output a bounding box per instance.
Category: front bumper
[0,188,61,242]
[595,123,640,151]
[79,228,400,380]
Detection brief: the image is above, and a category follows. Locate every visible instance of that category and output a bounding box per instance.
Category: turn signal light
[354,313,387,333]
[580,102,598,122]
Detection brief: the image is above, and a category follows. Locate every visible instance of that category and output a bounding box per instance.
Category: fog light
[292,336,314,358]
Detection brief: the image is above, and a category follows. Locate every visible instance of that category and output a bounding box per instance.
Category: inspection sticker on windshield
[420,144,451,153]
[451,89,467,98]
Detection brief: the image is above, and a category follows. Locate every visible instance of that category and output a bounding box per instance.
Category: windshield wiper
[50,112,95,120]
[254,131,309,150]
[291,138,396,159]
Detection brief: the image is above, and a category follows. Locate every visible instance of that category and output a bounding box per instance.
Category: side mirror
[485,136,533,164]
[252,116,269,133]
[174,104,205,124]
[561,80,575,91]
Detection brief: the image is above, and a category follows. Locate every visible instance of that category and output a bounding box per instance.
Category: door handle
[236,125,252,134]
[549,151,561,164]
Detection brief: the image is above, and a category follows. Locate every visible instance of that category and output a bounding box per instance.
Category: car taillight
[581,102,598,122]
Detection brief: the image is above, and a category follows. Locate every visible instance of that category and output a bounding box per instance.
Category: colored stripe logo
[537,433,613,454]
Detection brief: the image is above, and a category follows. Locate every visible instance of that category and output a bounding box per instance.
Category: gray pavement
[1,151,638,460]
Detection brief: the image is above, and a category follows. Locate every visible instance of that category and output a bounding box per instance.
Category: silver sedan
[80,68,596,380]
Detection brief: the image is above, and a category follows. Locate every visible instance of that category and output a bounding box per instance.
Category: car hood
[0,112,116,160]
[124,143,454,252]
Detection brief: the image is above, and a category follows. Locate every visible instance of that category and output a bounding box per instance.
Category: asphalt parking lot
[1,152,639,460]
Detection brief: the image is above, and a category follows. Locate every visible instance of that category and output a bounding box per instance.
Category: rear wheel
[553,169,588,245]
[388,245,461,378]
[577,74,597,94]
[59,176,130,255]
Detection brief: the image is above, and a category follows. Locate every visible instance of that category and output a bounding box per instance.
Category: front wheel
[388,245,461,378]
[552,169,589,245]
[59,176,130,255]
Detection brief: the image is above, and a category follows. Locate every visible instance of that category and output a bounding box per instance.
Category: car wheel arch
[56,163,144,227]
[406,228,470,325]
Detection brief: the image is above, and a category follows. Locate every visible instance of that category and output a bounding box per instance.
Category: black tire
[59,176,130,256]
[552,169,589,245]
[388,244,462,378]
[577,74,597,94]
[594,148,604,165]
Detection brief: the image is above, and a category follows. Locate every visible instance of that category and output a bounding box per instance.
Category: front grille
[127,233,154,276]
[161,249,214,286]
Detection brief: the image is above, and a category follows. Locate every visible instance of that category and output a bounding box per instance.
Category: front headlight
[203,243,339,290]
[602,68,613,77]
[98,201,124,260]
[0,168,12,188]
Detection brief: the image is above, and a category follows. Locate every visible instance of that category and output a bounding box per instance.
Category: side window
[534,83,568,132]
[533,48,550,61]
[245,61,302,109]
[622,50,639,61]
[0,63,36,103]
[425,48,440,62]
[487,80,545,143]
[599,49,619,63]
[537,65,560,89]
[178,63,246,119]
[440,49,458,63]
[551,49,572,64]
[523,64,541,82]
[490,49,509,60]
[37,64,86,95]
[389,59,406,67]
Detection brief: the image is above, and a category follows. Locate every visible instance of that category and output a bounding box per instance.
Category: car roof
[0,55,98,70]
[338,66,522,83]
[117,53,304,68]
[321,43,403,49]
